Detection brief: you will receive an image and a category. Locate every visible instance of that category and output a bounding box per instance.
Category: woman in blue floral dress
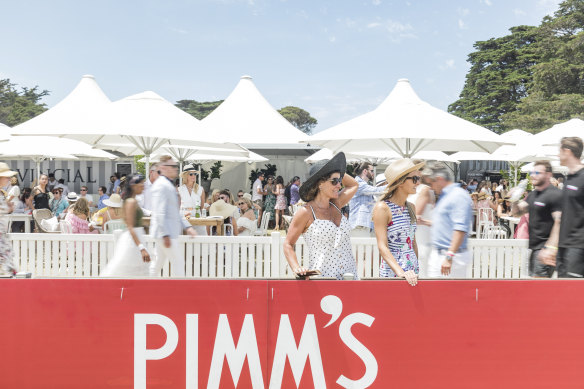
[372,159,425,286]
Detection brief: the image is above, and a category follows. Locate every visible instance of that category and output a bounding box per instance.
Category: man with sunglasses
[516,161,562,277]
[79,186,93,208]
[149,156,196,277]
[349,162,386,237]
[425,162,473,278]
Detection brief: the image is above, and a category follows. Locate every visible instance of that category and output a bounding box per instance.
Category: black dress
[33,188,50,210]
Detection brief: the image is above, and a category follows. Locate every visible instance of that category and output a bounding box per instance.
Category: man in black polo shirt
[557,137,584,278]
[517,161,562,277]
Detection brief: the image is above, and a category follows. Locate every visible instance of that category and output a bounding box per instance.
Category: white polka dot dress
[303,203,359,280]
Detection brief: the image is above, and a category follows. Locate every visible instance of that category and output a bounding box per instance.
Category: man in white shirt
[139,163,159,211]
[251,172,265,224]
[79,186,93,207]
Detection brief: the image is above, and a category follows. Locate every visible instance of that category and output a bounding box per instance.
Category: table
[6,214,33,233]
[141,217,225,236]
[500,216,521,235]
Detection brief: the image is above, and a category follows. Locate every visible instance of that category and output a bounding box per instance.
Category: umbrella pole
[373,164,377,184]
[144,155,150,178]
[179,160,184,186]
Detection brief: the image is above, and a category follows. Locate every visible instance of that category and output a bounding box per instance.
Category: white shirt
[252,179,263,202]
[141,178,154,210]
[178,184,204,213]
[81,194,93,205]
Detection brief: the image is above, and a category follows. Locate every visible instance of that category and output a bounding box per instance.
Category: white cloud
[438,59,455,70]
[458,19,467,29]
[537,0,562,16]
[367,22,382,28]
[513,8,526,16]
[480,0,493,6]
[372,0,381,5]
[329,35,336,43]
[340,17,416,41]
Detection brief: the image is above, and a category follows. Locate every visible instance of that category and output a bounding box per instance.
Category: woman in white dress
[407,167,435,279]
[101,174,151,277]
[283,152,359,280]
[178,165,207,235]
[236,197,257,236]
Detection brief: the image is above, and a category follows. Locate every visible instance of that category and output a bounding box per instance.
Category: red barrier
[2,279,584,388]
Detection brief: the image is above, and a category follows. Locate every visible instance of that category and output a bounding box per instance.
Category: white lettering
[336,313,378,389]
[207,314,264,389]
[134,314,179,389]
[186,314,198,389]
[269,314,326,388]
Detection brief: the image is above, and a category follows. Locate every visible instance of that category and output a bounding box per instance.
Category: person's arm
[200,189,206,208]
[283,207,311,277]
[359,182,387,196]
[539,210,561,266]
[334,174,359,209]
[372,201,417,286]
[272,184,280,195]
[497,203,506,218]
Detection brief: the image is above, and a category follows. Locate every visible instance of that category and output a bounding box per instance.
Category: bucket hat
[299,152,346,202]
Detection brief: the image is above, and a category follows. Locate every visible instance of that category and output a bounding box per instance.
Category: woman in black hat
[283,152,359,279]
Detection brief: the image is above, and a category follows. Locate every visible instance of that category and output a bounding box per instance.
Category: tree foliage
[175,99,223,120]
[450,0,584,133]
[278,106,318,134]
[0,79,49,127]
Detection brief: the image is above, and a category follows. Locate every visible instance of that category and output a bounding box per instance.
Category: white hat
[209,199,237,219]
[0,163,17,177]
[66,192,79,201]
[375,173,387,186]
[103,194,123,208]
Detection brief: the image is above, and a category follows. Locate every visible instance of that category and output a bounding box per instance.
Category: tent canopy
[309,79,508,156]
[201,75,309,145]
[532,118,584,146]
[305,148,459,164]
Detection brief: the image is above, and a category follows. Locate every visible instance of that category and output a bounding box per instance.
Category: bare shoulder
[372,200,390,218]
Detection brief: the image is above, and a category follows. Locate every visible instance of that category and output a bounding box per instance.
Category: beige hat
[209,199,237,219]
[0,163,17,178]
[103,194,123,208]
[242,193,252,201]
[384,159,425,188]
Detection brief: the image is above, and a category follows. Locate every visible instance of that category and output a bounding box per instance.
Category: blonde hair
[238,197,253,210]
[159,155,172,164]
[73,197,90,219]
[379,174,417,224]
[180,170,200,193]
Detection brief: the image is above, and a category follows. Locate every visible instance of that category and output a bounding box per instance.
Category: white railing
[8,233,530,279]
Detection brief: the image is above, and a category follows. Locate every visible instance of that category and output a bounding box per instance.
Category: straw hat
[477,192,487,201]
[209,199,237,219]
[299,152,346,202]
[103,194,123,208]
[0,163,17,177]
[242,193,252,201]
[384,159,425,189]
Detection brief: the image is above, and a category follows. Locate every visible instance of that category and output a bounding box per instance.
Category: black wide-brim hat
[300,152,346,202]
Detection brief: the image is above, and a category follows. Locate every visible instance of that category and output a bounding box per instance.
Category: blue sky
[1,0,563,132]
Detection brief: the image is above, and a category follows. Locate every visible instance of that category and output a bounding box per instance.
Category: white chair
[253,212,270,236]
[59,220,72,234]
[477,208,495,238]
[104,219,126,234]
[482,225,508,239]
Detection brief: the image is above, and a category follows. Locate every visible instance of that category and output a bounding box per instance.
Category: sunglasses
[530,171,543,176]
[238,202,245,205]
[405,176,421,184]
[188,173,197,176]
[52,191,60,194]
[238,194,243,197]
[80,189,87,191]
[328,178,342,186]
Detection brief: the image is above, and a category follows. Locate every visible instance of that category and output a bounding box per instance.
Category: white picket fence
[8,232,530,279]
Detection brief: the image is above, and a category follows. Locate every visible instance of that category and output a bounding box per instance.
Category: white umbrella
[309,79,508,156]
[305,148,458,164]
[0,136,81,180]
[0,123,12,141]
[532,118,584,146]
[521,161,568,174]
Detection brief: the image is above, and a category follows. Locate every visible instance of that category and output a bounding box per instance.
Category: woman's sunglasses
[405,176,421,184]
[188,172,197,176]
[238,202,245,205]
[328,178,342,185]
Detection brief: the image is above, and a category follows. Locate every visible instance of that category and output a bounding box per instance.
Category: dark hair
[257,172,265,178]
[122,174,145,200]
[81,186,88,191]
[302,171,340,202]
[219,189,230,197]
[98,186,107,193]
[354,162,372,176]
[114,172,121,179]
[276,176,284,185]
[58,178,65,184]
[48,173,54,178]
[292,176,300,183]
[534,160,552,173]
[493,191,502,200]
[561,137,583,159]
[20,187,32,202]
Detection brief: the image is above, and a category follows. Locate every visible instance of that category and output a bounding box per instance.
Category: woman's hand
[398,270,418,286]
[293,266,308,278]
[141,249,151,262]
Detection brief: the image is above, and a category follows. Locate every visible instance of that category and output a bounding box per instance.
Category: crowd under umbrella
[309,78,508,157]
[0,136,117,180]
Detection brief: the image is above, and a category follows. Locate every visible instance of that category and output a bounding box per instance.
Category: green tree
[0,79,49,126]
[278,106,318,134]
[448,25,541,133]
[175,99,223,120]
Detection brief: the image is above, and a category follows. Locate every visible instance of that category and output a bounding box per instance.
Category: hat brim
[300,152,346,202]
[0,170,17,177]
[386,161,426,188]
[103,200,122,208]
[209,203,237,218]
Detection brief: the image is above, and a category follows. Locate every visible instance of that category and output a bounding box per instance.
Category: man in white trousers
[149,156,196,277]
[425,163,473,278]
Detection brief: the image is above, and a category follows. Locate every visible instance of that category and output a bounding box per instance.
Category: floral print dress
[379,200,419,277]
[263,184,276,221]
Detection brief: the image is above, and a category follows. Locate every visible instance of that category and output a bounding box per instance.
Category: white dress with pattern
[303,203,359,280]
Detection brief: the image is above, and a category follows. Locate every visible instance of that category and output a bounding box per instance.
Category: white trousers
[427,248,471,278]
[149,238,185,277]
[417,244,432,279]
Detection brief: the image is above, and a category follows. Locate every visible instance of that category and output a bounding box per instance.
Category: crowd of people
[0,136,582,281]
